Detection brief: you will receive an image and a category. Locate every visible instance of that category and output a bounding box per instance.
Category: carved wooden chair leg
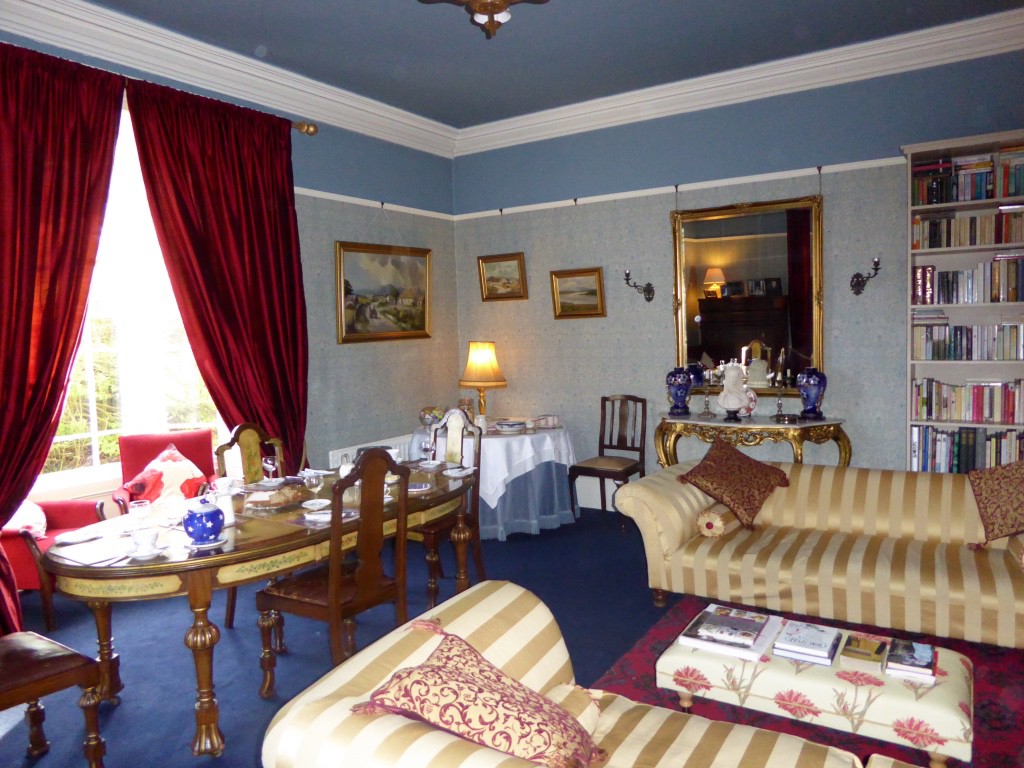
[271,610,287,655]
[25,699,48,757]
[257,610,279,699]
[341,618,357,662]
[423,530,443,609]
[78,685,106,768]
[223,587,237,629]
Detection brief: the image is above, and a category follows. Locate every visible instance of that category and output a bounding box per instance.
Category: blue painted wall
[453,52,1024,214]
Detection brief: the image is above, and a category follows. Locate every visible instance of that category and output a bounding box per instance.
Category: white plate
[244,479,285,492]
[128,546,167,562]
[302,469,334,476]
[301,499,331,511]
[443,467,474,479]
[54,529,101,546]
[419,460,443,469]
[303,511,331,523]
[341,509,359,521]
[187,537,228,550]
[408,482,431,494]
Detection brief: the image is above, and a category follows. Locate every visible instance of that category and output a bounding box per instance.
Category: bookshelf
[902,130,1024,474]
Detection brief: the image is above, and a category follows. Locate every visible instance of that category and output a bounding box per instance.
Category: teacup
[131,527,159,554]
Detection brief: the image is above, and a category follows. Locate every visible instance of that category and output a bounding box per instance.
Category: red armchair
[0,500,104,631]
[111,429,217,515]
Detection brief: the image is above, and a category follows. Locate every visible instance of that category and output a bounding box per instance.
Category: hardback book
[839,633,889,673]
[677,605,783,662]
[773,637,840,667]
[885,639,937,682]
[773,620,843,658]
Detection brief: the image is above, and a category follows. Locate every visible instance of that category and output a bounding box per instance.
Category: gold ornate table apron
[44,473,472,758]
[655,414,852,467]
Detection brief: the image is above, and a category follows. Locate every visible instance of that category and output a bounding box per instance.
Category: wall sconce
[850,258,881,295]
[623,270,655,302]
[703,267,726,298]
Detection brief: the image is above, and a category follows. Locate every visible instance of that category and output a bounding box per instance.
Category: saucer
[187,537,228,550]
[408,482,431,494]
[418,460,443,469]
[341,509,359,521]
[443,467,474,479]
[302,499,331,511]
[129,546,166,561]
[303,511,331,524]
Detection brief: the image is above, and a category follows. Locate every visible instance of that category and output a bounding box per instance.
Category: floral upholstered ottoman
[655,630,973,768]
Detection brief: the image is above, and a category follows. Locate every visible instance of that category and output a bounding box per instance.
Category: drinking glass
[303,472,324,497]
[127,499,152,532]
[262,456,279,479]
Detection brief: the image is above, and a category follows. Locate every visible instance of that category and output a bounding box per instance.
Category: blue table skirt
[478,460,578,542]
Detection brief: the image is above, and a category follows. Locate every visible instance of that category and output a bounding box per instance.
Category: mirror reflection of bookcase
[902,129,1024,473]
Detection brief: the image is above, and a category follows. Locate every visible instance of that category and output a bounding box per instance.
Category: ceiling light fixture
[421,0,550,39]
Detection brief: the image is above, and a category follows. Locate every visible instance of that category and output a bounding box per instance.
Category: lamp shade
[459,341,507,389]
[703,267,726,285]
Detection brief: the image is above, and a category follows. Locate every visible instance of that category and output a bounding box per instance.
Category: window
[42,109,222,479]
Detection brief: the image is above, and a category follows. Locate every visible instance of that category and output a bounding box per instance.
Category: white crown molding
[455,9,1024,156]
[3,2,1022,160]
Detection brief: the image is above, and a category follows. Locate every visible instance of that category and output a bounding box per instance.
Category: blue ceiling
[83,0,1023,128]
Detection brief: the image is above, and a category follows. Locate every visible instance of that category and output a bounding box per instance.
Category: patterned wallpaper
[297,161,907,473]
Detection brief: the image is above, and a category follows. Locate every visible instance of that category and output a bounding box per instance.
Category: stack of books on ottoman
[883,639,937,684]
[677,604,783,661]
[771,620,843,666]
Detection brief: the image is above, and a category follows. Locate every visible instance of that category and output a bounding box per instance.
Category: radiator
[328,434,412,468]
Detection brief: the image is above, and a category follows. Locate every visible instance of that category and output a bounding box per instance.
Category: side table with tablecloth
[410,427,576,541]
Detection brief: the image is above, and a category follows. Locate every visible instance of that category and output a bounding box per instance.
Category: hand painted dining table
[42,465,474,758]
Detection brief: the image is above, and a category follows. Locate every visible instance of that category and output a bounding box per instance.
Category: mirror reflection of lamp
[703,267,726,298]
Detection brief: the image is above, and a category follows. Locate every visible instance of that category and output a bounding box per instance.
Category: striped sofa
[615,460,1024,649]
[263,580,869,768]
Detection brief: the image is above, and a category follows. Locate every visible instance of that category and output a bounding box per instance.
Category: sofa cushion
[679,438,789,528]
[123,444,207,510]
[968,460,1024,543]
[355,631,606,768]
[2,500,46,539]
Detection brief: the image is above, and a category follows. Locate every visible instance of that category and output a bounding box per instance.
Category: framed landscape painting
[550,267,606,319]
[478,252,528,301]
[335,241,431,343]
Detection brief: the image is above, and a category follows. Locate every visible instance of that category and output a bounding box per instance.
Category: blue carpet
[1,509,670,767]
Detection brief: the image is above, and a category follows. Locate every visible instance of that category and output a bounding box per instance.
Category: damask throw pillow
[968,460,1024,543]
[123,444,207,508]
[353,630,606,768]
[679,437,789,528]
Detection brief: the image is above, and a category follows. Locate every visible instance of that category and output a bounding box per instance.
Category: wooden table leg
[86,601,122,705]
[184,571,224,757]
[450,502,471,595]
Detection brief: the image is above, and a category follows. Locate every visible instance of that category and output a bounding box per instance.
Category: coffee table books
[884,639,937,683]
[677,604,783,661]
[838,632,889,673]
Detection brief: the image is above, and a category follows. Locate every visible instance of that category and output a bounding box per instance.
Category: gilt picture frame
[335,241,432,343]
[478,252,528,301]
[550,267,606,319]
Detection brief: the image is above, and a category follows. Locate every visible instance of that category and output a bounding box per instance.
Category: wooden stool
[0,631,106,767]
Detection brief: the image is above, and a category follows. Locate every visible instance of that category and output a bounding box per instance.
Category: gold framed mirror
[671,196,823,394]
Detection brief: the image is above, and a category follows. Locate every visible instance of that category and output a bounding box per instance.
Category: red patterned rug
[592,595,1024,768]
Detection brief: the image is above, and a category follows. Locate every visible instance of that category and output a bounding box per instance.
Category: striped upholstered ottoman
[656,629,973,767]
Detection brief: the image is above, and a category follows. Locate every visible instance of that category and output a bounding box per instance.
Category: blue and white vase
[666,367,693,416]
[183,498,224,545]
[796,367,827,420]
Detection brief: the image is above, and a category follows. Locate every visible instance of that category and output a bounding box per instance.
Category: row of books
[911,320,1024,362]
[911,210,1023,251]
[910,377,1022,425]
[910,148,1024,205]
[676,605,939,682]
[909,424,1022,473]
[911,256,1024,306]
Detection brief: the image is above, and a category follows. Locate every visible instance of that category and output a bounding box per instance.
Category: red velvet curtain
[0,44,123,633]
[786,209,813,368]
[125,81,308,474]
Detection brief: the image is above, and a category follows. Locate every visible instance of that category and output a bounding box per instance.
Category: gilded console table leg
[184,571,224,757]
[86,601,122,705]
[834,426,852,467]
[655,421,681,467]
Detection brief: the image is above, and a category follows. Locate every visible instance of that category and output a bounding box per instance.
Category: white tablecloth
[409,426,577,541]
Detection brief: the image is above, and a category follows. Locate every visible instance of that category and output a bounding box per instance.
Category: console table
[655,413,852,467]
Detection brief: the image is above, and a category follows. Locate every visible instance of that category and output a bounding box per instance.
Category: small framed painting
[721,280,745,297]
[335,241,431,343]
[478,252,528,301]
[765,277,783,297]
[747,279,766,297]
[550,267,606,319]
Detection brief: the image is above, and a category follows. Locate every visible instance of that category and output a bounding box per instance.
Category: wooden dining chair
[255,448,410,699]
[0,631,106,767]
[214,422,287,628]
[412,407,486,608]
[568,395,647,519]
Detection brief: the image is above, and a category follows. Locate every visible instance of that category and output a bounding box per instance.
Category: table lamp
[459,340,506,416]
[703,267,726,298]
